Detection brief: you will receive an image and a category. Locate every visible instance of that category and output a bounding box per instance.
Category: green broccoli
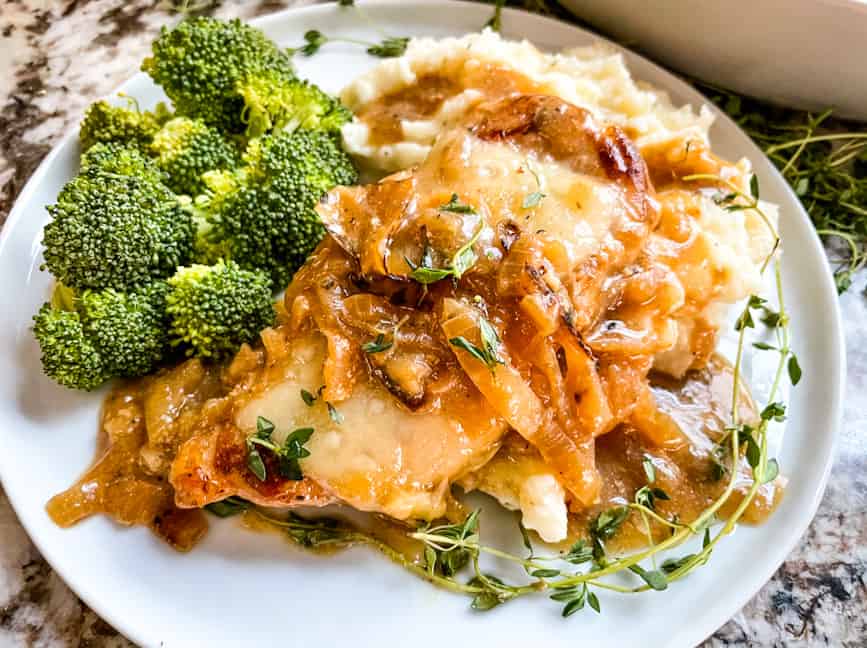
[79,99,170,151]
[32,303,107,391]
[79,141,166,184]
[237,69,352,138]
[166,260,275,359]
[195,128,357,287]
[150,117,241,195]
[32,282,170,390]
[78,282,170,377]
[42,172,195,292]
[142,17,296,133]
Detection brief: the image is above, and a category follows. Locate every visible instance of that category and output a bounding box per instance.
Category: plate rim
[0,2,845,646]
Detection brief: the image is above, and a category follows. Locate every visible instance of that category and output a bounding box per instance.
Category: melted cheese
[235,335,505,520]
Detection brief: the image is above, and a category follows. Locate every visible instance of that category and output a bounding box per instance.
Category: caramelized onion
[441,298,601,505]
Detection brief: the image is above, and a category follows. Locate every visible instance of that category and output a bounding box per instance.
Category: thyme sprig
[291,29,408,58]
[696,84,867,293]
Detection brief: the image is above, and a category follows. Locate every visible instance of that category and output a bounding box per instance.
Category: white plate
[561,0,867,120]
[0,2,845,647]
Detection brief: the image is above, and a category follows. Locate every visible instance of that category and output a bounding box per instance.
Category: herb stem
[627,503,688,531]
[764,131,867,153]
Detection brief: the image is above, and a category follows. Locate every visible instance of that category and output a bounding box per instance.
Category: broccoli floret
[79,99,170,151]
[78,282,170,377]
[237,69,352,138]
[196,128,357,287]
[32,303,107,391]
[32,282,170,390]
[79,142,165,184]
[142,17,296,133]
[246,126,358,191]
[166,260,275,359]
[150,117,241,195]
[42,173,195,291]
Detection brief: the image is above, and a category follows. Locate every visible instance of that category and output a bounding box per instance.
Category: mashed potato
[341,30,714,173]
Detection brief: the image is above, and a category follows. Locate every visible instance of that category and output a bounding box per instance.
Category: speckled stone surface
[0,1,864,646]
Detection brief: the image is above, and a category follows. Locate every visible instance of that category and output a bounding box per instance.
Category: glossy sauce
[46,360,223,550]
[354,66,543,147]
[572,355,779,551]
[357,75,462,146]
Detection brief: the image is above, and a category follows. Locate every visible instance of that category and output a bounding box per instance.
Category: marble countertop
[0,1,864,646]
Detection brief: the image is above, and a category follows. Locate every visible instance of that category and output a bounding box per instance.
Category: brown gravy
[46,359,223,551]
[354,66,543,147]
[47,353,781,553]
[569,355,779,552]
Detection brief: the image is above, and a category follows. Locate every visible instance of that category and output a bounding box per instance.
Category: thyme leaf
[642,455,656,483]
[367,37,409,58]
[245,417,314,482]
[204,496,249,518]
[449,313,504,370]
[405,224,484,284]
[628,564,668,591]
[362,333,393,354]
[439,193,477,214]
[788,354,803,385]
[247,447,266,481]
[327,402,344,425]
[563,539,593,565]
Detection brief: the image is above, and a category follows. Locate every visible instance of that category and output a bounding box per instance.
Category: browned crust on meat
[171,422,335,509]
[468,94,651,195]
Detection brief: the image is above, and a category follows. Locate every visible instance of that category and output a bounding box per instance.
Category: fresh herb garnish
[419,509,480,577]
[563,539,594,565]
[300,388,317,406]
[327,402,344,425]
[246,416,314,481]
[439,193,477,214]
[204,496,249,518]
[362,333,393,354]
[294,29,326,56]
[449,313,504,370]
[406,264,452,284]
[788,354,803,385]
[591,506,630,541]
[522,192,545,209]
[291,30,408,59]
[635,485,671,512]
[406,223,484,284]
[627,564,668,591]
[642,455,656,483]
[521,163,546,209]
[366,37,410,58]
[484,0,506,32]
[696,83,867,293]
